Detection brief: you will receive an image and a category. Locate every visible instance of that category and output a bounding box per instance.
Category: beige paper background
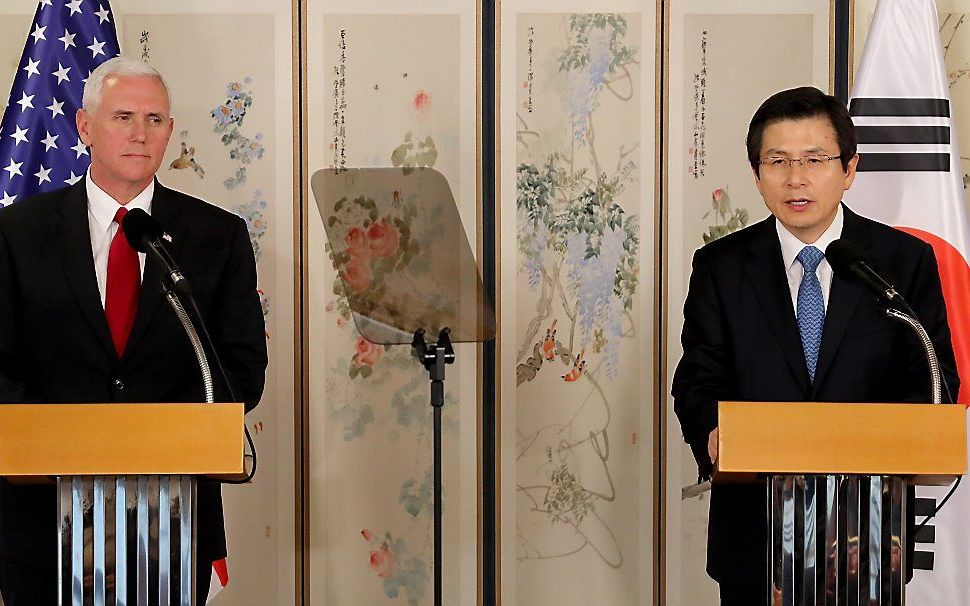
[664,2,830,605]
[0,12,32,112]
[0,1,297,604]
[306,3,480,605]
[500,2,658,605]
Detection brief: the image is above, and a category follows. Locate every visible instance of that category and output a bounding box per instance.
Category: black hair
[746,86,857,175]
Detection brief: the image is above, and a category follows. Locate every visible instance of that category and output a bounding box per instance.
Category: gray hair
[82,56,171,113]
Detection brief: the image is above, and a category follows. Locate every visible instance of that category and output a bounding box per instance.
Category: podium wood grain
[716,401,967,484]
[0,403,244,476]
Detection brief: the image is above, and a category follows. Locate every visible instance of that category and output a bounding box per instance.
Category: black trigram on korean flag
[849,97,952,172]
[913,496,938,570]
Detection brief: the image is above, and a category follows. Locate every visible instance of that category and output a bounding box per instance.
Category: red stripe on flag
[212,558,229,587]
[897,227,970,405]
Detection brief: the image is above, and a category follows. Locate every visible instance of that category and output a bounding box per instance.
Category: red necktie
[104,207,140,356]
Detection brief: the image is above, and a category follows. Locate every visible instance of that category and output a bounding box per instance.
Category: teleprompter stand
[411,327,455,606]
[313,167,495,606]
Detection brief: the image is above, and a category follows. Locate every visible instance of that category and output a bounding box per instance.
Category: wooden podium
[716,401,967,606]
[0,403,244,606]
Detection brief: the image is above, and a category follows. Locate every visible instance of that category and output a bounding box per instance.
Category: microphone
[121,208,191,294]
[825,239,914,315]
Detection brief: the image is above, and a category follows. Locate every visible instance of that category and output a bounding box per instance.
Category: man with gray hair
[0,56,267,603]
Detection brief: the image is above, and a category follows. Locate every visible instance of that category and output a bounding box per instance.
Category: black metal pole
[411,328,453,606]
[834,0,851,103]
[430,341,447,606]
[433,396,443,606]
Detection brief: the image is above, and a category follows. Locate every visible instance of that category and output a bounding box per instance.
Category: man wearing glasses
[672,86,959,604]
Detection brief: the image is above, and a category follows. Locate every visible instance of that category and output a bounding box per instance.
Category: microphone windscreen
[824,239,867,280]
[121,208,163,254]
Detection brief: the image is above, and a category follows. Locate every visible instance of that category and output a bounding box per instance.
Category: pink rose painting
[412,90,431,112]
[361,529,396,578]
[345,226,370,258]
[369,545,396,579]
[366,219,400,259]
[711,187,726,209]
[353,336,383,368]
[359,528,425,602]
[342,257,372,294]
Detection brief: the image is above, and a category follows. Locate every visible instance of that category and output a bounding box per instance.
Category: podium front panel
[769,474,907,606]
[57,475,197,606]
[718,401,966,479]
[0,403,244,476]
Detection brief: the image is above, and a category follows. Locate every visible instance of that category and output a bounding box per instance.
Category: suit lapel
[124,183,188,357]
[810,206,871,397]
[743,217,812,390]
[52,180,117,359]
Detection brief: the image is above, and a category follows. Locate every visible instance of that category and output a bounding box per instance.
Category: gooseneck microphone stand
[162,282,215,404]
[127,205,258,483]
[411,327,455,606]
[160,277,259,485]
[883,307,942,404]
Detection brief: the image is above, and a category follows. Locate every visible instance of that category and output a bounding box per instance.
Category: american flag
[0,0,119,209]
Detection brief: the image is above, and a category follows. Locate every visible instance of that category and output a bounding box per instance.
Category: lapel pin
[162,232,173,243]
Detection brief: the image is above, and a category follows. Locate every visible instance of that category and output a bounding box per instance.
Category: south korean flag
[844,1,970,604]
[851,97,952,173]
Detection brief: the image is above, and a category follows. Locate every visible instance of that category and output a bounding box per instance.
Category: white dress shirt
[775,205,844,314]
[86,171,153,307]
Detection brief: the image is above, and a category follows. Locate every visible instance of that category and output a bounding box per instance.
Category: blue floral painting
[211,78,266,190]
[515,13,641,573]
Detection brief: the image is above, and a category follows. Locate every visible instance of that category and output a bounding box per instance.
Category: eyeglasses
[758,155,842,174]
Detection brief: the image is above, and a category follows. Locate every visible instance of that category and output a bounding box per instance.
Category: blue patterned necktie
[796,246,825,382]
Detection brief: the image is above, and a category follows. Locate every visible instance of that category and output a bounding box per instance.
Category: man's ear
[753,167,765,197]
[843,153,860,191]
[76,109,91,146]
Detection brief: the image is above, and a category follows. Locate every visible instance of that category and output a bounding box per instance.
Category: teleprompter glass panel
[312,167,495,344]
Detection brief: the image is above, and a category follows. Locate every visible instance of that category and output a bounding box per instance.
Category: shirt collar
[86,169,155,233]
[776,204,844,270]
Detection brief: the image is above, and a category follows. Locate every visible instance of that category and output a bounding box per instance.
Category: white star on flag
[41,131,59,151]
[59,29,76,50]
[46,98,65,118]
[30,24,47,43]
[87,37,106,58]
[65,0,84,17]
[23,58,41,78]
[33,166,51,185]
[0,0,119,205]
[10,126,29,146]
[52,63,71,84]
[15,92,34,113]
[70,138,88,159]
[3,160,23,179]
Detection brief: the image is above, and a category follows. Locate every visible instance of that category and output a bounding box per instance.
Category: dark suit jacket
[672,205,959,588]
[0,178,267,568]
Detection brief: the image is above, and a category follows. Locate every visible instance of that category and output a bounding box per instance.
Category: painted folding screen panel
[663,1,832,604]
[0,1,298,604]
[305,1,482,605]
[499,1,658,604]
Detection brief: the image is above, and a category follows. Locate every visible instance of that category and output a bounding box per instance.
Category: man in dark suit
[672,86,959,605]
[0,57,267,603]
